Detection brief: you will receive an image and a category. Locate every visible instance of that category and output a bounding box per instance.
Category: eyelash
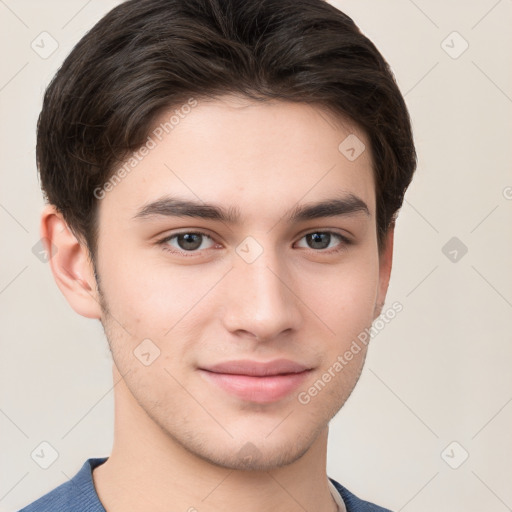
[156,230,352,257]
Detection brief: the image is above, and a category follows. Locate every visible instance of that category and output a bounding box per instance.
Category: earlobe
[40,204,102,319]
[374,227,394,319]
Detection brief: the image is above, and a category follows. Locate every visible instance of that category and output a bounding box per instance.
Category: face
[89,95,391,470]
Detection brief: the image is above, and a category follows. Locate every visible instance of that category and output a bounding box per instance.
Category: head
[38,0,416,471]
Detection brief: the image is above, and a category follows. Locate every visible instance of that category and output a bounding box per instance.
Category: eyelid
[157,229,218,257]
[157,228,352,257]
[295,227,352,243]
[294,231,351,252]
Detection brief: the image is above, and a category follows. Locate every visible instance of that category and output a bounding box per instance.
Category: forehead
[98,95,376,225]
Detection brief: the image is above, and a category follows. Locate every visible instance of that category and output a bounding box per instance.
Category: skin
[41,94,394,512]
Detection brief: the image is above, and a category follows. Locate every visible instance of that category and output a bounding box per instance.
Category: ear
[40,204,102,319]
[373,226,394,319]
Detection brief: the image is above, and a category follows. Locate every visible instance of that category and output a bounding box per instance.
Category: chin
[178,420,326,472]
[199,439,313,472]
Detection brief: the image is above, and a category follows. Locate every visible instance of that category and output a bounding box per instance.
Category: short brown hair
[37,0,417,262]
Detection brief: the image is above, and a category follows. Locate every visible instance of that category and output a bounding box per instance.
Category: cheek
[300,252,380,338]
[99,230,379,343]
[99,250,225,342]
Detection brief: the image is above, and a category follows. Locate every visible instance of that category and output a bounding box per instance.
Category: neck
[92,364,339,512]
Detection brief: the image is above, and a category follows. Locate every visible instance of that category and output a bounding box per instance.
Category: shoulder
[329,477,394,512]
[17,457,108,512]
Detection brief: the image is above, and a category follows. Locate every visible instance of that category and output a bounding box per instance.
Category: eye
[295,231,351,253]
[157,229,351,258]
[158,231,217,256]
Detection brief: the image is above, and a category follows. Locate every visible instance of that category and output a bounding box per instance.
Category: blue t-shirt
[17,457,392,512]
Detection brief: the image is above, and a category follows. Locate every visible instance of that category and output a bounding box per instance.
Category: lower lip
[199,370,311,403]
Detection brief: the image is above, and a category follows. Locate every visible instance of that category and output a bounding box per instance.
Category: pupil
[179,233,202,250]
[308,233,329,249]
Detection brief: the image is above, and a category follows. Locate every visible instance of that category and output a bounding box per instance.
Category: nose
[221,248,303,342]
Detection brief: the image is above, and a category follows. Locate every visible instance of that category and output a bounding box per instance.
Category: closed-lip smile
[199,359,312,403]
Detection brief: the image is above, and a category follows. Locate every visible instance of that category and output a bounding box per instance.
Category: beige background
[1,1,511,511]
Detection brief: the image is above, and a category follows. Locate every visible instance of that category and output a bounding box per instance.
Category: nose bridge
[222,241,302,340]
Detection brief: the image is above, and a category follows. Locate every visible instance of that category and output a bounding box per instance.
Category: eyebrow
[132,193,370,224]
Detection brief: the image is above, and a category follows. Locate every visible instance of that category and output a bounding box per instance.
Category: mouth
[198,359,313,403]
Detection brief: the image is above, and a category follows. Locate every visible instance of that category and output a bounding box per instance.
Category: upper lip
[200,359,311,377]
